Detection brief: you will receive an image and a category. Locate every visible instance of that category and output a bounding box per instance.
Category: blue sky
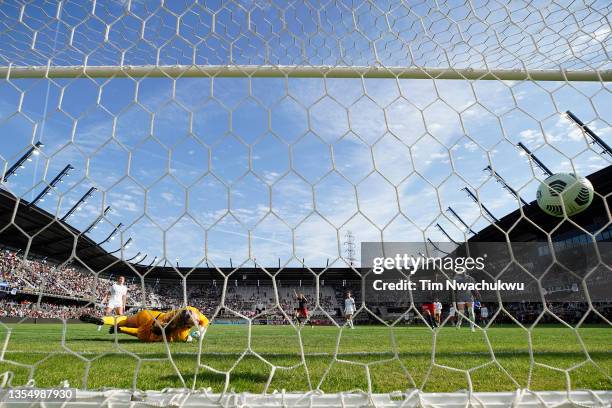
[0,1,610,268]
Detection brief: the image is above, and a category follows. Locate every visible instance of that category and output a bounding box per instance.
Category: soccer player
[344,291,356,329]
[448,305,456,325]
[453,272,480,332]
[293,290,312,327]
[103,275,128,316]
[80,306,208,343]
[433,298,442,326]
[421,301,436,328]
[480,303,489,325]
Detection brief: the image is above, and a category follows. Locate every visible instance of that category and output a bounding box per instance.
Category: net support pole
[1,65,610,81]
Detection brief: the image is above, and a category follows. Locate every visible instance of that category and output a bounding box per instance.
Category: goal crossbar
[1,65,610,81]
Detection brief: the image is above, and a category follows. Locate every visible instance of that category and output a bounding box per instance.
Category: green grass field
[0,323,610,393]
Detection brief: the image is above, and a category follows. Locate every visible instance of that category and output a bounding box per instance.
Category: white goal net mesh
[0,1,610,407]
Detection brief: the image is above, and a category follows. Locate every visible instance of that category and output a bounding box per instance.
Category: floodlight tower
[343,230,356,266]
[3,142,44,182]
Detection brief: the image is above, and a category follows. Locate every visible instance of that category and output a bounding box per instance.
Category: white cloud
[160,192,174,202]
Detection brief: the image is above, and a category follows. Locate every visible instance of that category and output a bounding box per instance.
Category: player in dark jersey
[421,301,437,328]
[293,290,312,327]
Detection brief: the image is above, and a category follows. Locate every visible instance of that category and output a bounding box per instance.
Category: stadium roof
[0,164,610,280]
[0,189,357,280]
[0,188,122,272]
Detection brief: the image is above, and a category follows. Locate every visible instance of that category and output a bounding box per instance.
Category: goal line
[10,389,608,408]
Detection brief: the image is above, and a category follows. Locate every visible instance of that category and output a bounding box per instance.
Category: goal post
[0,0,610,407]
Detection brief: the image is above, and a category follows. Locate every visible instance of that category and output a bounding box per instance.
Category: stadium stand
[1,243,609,325]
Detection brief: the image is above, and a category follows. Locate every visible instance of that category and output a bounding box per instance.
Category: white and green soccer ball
[536,172,594,217]
[189,326,206,340]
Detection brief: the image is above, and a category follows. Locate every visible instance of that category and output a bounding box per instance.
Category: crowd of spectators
[0,249,152,305]
[1,248,608,324]
[0,298,97,319]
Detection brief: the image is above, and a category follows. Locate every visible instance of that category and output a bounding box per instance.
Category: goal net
[0,0,610,407]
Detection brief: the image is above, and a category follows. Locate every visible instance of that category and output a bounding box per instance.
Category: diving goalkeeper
[80,306,209,343]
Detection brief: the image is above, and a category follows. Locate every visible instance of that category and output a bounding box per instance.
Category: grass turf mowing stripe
[0,323,609,392]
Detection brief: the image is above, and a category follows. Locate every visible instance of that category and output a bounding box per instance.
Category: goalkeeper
[80,306,209,343]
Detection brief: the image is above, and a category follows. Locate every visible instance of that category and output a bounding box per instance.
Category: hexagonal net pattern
[0,1,611,407]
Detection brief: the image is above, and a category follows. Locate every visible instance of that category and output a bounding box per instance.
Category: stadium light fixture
[435,223,459,244]
[61,187,97,221]
[483,165,529,206]
[29,164,74,207]
[83,206,111,234]
[98,222,123,246]
[125,251,141,262]
[516,142,553,176]
[461,187,499,222]
[108,237,132,255]
[108,246,121,255]
[426,239,450,255]
[3,141,44,182]
[566,110,612,156]
[446,207,477,234]
[145,256,157,268]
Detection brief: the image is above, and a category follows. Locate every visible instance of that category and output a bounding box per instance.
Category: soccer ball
[536,173,594,217]
[189,326,205,340]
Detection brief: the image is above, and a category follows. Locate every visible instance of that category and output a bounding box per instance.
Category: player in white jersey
[433,299,442,326]
[453,273,479,332]
[103,275,128,316]
[448,305,456,326]
[480,304,489,325]
[344,291,356,329]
